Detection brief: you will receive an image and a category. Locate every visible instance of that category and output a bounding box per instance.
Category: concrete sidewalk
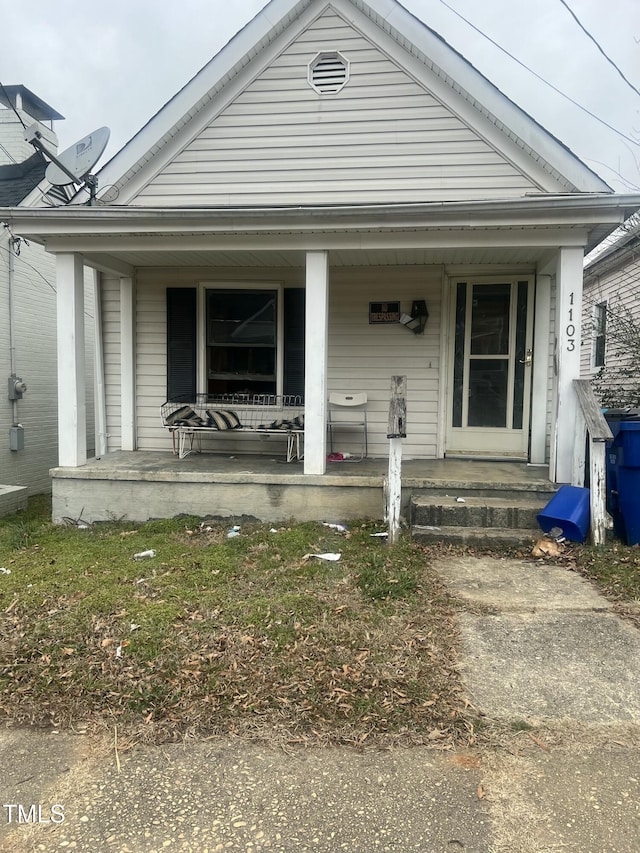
[1,556,639,852]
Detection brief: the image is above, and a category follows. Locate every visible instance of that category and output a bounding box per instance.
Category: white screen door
[445,278,534,458]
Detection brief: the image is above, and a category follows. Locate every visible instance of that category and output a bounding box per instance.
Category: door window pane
[470,284,510,355]
[512,281,528,430]
[468,360,508,427]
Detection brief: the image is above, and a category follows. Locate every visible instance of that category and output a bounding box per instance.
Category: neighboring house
[1,0,639,525]
[0,86,94,515]
[581,221,640,408]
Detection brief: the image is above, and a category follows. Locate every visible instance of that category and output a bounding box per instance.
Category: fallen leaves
[0,519,469,748]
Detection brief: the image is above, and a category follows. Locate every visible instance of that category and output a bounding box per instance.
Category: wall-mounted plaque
[369,301,400,324]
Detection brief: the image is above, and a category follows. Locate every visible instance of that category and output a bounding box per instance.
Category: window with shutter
[190,286,306,399]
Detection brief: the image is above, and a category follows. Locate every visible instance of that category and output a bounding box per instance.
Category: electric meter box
[9,425,24,451]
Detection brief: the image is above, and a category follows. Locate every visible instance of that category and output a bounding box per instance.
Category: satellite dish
[45,127,110,186]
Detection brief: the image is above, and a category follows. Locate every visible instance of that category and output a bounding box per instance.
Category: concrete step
[412,524,540,548]
[410,492,547,531]
[0,484,28,518]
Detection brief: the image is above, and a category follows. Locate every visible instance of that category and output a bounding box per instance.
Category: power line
[435,0,640,148]
[558,0,640,99]
[0,141,18,163]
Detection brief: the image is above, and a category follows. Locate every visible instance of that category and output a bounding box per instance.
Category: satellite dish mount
[24,124,110,204]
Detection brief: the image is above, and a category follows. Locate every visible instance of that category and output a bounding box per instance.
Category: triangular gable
[92,0,611,206]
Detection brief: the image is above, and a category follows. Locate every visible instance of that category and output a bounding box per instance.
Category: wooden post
[589,440,609,546]
[573,380,614,547]
[387,376,407,545]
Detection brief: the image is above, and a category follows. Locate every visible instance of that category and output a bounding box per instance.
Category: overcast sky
[2,0,639,192]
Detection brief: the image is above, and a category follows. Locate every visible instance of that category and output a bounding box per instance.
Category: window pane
[512,281,528,430]
[207,291,276,346]
[594,302,607,368]
[207,289,277,396]
[470,284,510,355]
[468,360,508,427]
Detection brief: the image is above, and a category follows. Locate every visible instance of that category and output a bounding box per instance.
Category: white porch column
[120,276,136,450]
[553,247,584,483]
[56,253,87,467]
[530,273,551,465]
[303,251,329,475]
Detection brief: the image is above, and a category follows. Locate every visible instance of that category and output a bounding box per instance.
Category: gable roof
[88,0,611,205]
[0,153,47,205]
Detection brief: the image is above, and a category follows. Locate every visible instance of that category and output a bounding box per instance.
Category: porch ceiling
[79,244,551,269]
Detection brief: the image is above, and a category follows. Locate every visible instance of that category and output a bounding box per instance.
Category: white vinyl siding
[582,255,640,380]
[0,237,95,494]
[129,265,443,459]
[135,8,539,207]
[328,266,442,458]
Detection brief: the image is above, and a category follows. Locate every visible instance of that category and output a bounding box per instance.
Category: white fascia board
[40,230,592,256]
[4,194,639,245]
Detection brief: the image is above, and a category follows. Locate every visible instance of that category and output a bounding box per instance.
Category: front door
[445,277,534,458]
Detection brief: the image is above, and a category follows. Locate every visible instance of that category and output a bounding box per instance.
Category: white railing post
[572,406,587,488]
[386,376,407,545]
[590,441,609,547]
[573,379,613,546]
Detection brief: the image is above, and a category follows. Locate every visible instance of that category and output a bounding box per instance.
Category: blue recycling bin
[537,485,590,543]
[603,410,640,540]
[612,421,640,546]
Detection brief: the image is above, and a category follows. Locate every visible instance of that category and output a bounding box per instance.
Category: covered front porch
[51,451,554,529]
[6,196,639,534]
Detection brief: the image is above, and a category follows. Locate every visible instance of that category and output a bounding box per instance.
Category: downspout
[7,234,20,427]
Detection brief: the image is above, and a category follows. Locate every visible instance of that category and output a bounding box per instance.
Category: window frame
[198,282,285,398]
[592,300,607,369]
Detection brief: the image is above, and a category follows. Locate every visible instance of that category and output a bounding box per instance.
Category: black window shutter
[167,287,197,401]
[283,288,305,399]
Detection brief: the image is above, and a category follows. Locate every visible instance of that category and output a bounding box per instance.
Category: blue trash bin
[537,485,590,543]
[603,410,640,540]
[612,421,640,546]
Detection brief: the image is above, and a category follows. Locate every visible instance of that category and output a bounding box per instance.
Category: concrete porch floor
[50,451,555,524]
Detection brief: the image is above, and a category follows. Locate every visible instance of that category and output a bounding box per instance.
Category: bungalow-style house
[2,0,639,531]
[0,86,94,515]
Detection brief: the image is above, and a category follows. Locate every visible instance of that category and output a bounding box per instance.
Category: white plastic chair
[327,392,368,461]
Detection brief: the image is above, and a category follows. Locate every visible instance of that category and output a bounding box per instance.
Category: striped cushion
[205,409,242,430]
[258,415,304,431]
[165,405,204,426]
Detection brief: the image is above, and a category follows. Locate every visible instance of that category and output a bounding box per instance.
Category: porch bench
[161,394,304,462]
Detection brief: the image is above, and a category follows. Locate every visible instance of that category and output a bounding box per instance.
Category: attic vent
[308,52,349,94]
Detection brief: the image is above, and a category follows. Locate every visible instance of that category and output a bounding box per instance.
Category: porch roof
[2,194,639,273]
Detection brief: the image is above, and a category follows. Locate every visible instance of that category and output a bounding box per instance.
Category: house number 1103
[566,291,576,352]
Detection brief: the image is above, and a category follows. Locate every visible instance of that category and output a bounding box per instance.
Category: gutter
[2,193,640,227]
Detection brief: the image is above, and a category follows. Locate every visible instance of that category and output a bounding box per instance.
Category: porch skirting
[50,452,385,524]
[49,452,552,526]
